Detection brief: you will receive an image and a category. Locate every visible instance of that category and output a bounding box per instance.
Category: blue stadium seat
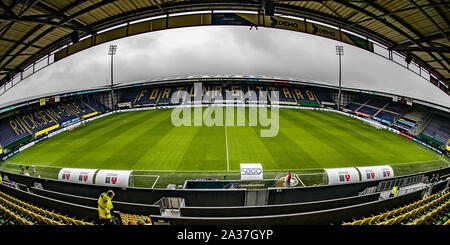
[422,115,450,145]
[366,99,388,108]
[344,103,360,111]
[357,106,379,116]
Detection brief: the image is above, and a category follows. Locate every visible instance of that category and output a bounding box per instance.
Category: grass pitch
[1,107,447,187]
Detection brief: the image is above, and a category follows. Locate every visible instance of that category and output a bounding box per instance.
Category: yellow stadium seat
[376,220,387,225]
[351,219,362,225]
[393,208,403,216]
[60,215,71,224]
[360,217,372,225]
[391,215,403,225]
[367,215,379,225]
[66,217,78,225]
[385,218,396,225]
[411,217,425,225]
[385,210,396,220]
[145,217,151,224]
[74,219,85,225]
[400,212,412,225]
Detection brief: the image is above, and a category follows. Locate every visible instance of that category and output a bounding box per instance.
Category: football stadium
[0,0,449,230]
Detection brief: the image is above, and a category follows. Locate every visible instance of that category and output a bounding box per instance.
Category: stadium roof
[0,0,449,91]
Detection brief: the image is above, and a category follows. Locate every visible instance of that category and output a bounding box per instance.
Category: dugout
[323,167,360,185]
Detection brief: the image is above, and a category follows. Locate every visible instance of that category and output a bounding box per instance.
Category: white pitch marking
[225,125,230,172]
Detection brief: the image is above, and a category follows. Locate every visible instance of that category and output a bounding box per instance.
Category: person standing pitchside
[286,171,292,187]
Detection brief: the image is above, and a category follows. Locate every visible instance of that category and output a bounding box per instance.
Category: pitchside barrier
[1,168,449,208]
[323,165,394,185]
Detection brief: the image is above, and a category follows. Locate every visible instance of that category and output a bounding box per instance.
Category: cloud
[0,26,448,108]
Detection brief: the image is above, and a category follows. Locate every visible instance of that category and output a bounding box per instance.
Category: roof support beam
[408,0,449,42]
[0,1,17,17]
[392,46,450,53]
[395,30,450,48]
[34,2,93,34]
[0,15,91,33]
[338,0,450,80]
[0,26,54,72]
[0,24,43,68]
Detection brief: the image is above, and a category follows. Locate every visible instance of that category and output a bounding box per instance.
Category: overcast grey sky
[0,25,448,108]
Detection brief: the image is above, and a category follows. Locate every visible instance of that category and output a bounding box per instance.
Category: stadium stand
[344,96,409,125]
[0,96,106,151]
[0,81,448,226]
[0,117,31,150]
[313,87,334,106]
[342,188,450,225]
[0,166,448,225]
[266,86,296,105]
[291,87,321,107]
[420,114,450,147]
[117,82,323,108]
[394,109,429,134]
[0,190,94,225]
[133,87,162,106]
[374,111,397,124]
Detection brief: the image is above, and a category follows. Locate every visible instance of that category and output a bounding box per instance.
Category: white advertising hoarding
[240,163,263,181]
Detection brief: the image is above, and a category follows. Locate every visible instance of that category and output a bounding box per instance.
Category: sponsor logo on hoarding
[241,168,263,175]
[270,17,299,29]
[105,174,118,184]
[78,173,89,182]
[62,173,70,180]
[338,171,351,182]
[312,24,336,37]
[366,171,375,179]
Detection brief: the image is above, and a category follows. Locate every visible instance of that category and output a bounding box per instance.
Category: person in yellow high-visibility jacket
[390,186,398,198]
[98,190,115,225]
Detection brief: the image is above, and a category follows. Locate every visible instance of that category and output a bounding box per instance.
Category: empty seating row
[0,116,31,149]
[0,98,106,150]
[357,106,379,116]
[344,96,409,125]
[0,201,33,225]
[375,111,397,123]
[402,109,428,124]
[342,188,449,225]
[421,114,450,146]
[0,190,94,225]
[119,83,326,108]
